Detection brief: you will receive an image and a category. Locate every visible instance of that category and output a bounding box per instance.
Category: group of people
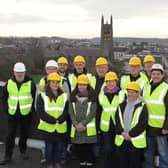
[0,54,168,168]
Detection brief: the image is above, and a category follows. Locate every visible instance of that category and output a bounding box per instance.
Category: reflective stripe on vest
[7,79,33,116]
[38,93,68,133]
[70,102,97,138]
[115,104,146,148]
[90,76,106,94]
[99,91,125,132]
[144,82,168,128]
[120,72,147,91]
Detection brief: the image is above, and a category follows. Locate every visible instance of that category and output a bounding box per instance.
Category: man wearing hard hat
[143,64,168,168]
[0,62,36,165]
[143,55,156,81]
[120,56,148,91]
[57,56,71,95]
[68,55,92,92]
[38,60,58,93]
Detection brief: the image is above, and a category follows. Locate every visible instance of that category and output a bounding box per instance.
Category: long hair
[45,81,63,102]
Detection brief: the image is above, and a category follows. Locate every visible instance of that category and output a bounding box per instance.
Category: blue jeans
[45,141,65,166]
[144,136,168,168]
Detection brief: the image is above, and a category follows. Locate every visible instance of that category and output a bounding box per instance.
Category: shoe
[20,153,29,160]
[0,155,11,165]
[55,163,63,168]
[80,162,86,168]
[40,158,46,164]
[86,162,94,168]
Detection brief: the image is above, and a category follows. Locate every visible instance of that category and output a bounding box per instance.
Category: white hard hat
[13,62,26,72]
[151,63,164,72]
[45,60,58,68]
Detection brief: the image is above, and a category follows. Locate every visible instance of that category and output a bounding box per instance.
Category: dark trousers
[116,141,143,168]
[5,115,32,157]
[75,143,95,164]
[45,141,64,166]
[102,131,116,168]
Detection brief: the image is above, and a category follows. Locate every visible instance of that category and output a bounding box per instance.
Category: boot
[0,155,12,165]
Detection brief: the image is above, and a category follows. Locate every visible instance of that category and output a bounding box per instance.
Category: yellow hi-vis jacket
[120,72,147,91]
[38,77,46,93]
[99,90,125,132]
[38,92,68,133]
[90,76,106,93]
[115,103,146,148]
[70,102,97,138]
[7,79,33,116]
[143,82,168,128]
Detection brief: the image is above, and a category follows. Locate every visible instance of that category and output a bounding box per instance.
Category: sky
[0,0,168,38]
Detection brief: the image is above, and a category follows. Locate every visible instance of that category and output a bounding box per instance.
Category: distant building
[100,15,114,63]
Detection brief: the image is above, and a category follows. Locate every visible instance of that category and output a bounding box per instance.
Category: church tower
[100,15,114,63]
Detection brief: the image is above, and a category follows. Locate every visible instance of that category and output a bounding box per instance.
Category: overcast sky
[0,0,168,38]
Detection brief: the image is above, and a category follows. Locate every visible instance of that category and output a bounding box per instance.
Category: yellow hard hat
[129,56,142,66]
[105,72,118,81]
[77,74,89,85]
[126,82,140,92]
[96,57,108,66]
[73,55,86,64]
[47,72,61,81]
[57,57,68,64]
[143,55,156,63]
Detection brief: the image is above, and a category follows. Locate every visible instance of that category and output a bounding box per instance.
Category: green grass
[31,74,43,84]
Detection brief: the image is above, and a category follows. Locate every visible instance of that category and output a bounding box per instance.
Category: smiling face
[151,70,164,84]
[49,80,59,92]
[127,89,139,102]
[106,80,117,90]
[96,64,108,77]
[58,63,68,73]
[14,71,25,83]
[74,62,85,74]
[78,84,87,93]
[129,65,141,77]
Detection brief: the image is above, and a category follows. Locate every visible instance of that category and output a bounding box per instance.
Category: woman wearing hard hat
[36,72,68,168]
[69,74,97,168]
[98,71,124,168]
[115,82,148,168]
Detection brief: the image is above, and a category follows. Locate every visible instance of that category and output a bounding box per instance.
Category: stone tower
[100,15,114,63]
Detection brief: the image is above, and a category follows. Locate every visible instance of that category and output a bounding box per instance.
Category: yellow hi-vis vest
[90,76,106,93]
[99,90,125,132]
[38,77,46,93]
[38,92,68,133]
[68,73,93,92]
[120,72,147,91]
[115,103,146,148]
[143,82,168,128]
[70,102,97,138]
[7,79,33,116]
